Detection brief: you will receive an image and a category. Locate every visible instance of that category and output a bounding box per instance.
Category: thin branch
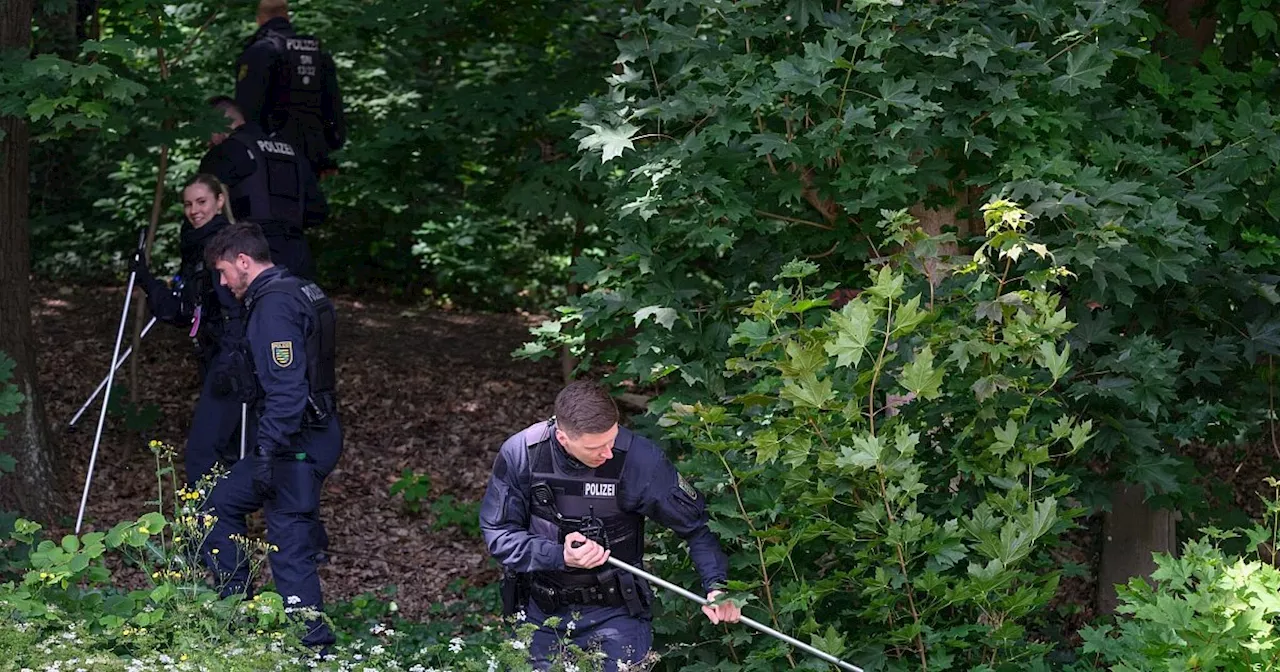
[632,133,676,142]
[1174,136,1252,178]
[755,209,835,231]
[171,9,221,67]
[1045,33,1092,65]
[806,241,840,259]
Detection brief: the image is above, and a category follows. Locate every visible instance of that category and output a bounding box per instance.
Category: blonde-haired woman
[132,173,252,485]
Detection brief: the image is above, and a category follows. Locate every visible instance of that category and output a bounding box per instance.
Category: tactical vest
[524,422,644,588]
[224,126,306,232]
[245,272,338,399]
[260,29,328,168]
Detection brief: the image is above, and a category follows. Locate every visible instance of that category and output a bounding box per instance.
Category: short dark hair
[207,95,238,113]
[555,381,619,436]
[205,222,272,268]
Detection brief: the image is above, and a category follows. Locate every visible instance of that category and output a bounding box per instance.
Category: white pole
[75,231,146,534]
[68,316,158,428]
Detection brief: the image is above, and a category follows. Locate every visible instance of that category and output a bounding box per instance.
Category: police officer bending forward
[480,381,741,670]
[201,222,343,649]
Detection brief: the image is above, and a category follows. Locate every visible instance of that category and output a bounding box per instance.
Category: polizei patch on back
[583,482,616,498]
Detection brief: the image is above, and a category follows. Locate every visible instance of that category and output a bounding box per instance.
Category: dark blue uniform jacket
[480,423,729,594]
[243,265,316,454]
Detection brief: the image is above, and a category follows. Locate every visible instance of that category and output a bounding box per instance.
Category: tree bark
[1096,483,1178,614]
[1162,0,1218,53]
[0,0,60,522]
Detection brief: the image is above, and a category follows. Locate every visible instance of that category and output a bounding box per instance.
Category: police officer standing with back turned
[200,95,325,281]
[236,0,346,177]
[480,381,741,671]
[201,222,342,650]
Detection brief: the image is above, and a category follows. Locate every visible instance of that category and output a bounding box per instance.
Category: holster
[500,568,529,616]
[303,392,336,430]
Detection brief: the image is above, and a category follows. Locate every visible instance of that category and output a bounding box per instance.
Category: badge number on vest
[271,341,294,367]
[584,482,615,498]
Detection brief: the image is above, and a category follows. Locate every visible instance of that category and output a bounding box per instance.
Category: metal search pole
[239,403,248,460]
[605,556,864,672]
[75,230,146,535]
[67,316,158,428]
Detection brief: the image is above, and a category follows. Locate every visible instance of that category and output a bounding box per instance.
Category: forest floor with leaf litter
[33,283,563,619]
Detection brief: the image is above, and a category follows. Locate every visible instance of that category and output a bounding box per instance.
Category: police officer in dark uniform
[131,174,253,485]
[236,0,346,176]
[480,381,741,670]
[201,222,343,649]
[200,96,326,281]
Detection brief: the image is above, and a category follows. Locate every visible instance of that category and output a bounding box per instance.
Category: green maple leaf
[825,300,875,367]
[634,305,677,330]
[1050,44,1111,95]
[781,374,834,409]
[578,123,639,163]
[898,346,945,400]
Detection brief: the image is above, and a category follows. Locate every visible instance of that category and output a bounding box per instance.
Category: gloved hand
[251,446,275,498]
[129,246,156,288]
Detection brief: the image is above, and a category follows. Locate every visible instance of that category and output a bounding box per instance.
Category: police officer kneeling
[480,382,741,670]
[201,222,343,650]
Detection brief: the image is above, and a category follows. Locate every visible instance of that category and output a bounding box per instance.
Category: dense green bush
[526,0,1280,507]
[1076,480,1280,671]
[645,203,1087,671]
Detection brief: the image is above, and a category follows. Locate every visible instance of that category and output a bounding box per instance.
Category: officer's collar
[233,121,265,136]
[549,432,592,472]
[257,16,292,35]
[244,265,287,303]
[180,215,229,259]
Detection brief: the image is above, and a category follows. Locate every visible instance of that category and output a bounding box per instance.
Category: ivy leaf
[898,346,945,400]
[0,453,15,474]
[578,123,639,163]
[634,306,677,330]
[1050,44,1110,95]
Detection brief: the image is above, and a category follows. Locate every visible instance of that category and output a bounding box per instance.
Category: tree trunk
[0,0,60,522]
[1096,483,1178,614]
[34,0,76,58]
[1162,0,1217,53]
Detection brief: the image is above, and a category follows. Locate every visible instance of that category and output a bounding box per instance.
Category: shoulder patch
[238,63,248,81]
[677,473,698,499]
[270,340,294,367]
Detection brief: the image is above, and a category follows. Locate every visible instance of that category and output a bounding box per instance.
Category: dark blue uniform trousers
[528,601,653,671]
[186,349,250,486]
[202,416,342,648]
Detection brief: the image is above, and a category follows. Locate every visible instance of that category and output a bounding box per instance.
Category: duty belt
[529,569,647,616]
